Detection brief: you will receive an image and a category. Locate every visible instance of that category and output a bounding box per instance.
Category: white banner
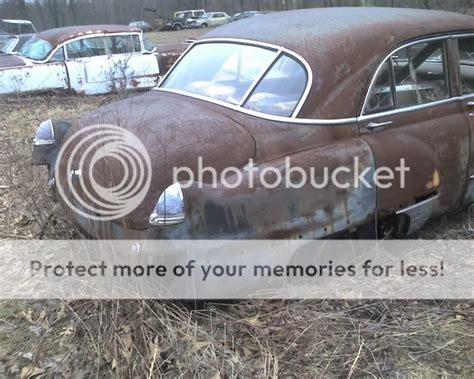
[0,240,472,299]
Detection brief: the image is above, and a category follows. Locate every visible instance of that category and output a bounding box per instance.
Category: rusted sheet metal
[204,8,474,119]
[360,102,470,216]
[37,25,140,46]
[0,54,26,68]
[147,138,376,239]
[155,43,188,75]
[0,62,68,93]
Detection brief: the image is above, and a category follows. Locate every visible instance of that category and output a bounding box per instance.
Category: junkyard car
[0,24,184,95]
[163,9,206,31]
[230,11,266,22]
[0,19,37,35]
[129,21,152,32]
[188,12,231,28]
[0,33,32,54]
[33,8,474,240]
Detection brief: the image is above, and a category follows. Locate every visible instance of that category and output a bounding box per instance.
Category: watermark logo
[55,124,152,221]
[174,157,410,190]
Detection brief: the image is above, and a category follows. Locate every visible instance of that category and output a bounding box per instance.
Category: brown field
[0,29,472,377]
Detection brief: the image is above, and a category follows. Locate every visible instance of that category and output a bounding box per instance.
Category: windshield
[0,35,18,54]
[161,42,308,116]
[20,38,53,60]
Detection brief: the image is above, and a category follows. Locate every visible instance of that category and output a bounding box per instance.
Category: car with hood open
[32,8,474,240]
[0,24,186,95]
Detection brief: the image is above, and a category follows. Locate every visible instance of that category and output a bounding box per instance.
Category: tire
[173,23,183,31]
[201,23,208,28]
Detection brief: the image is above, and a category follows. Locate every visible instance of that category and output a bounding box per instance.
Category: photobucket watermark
[174,157,410,190]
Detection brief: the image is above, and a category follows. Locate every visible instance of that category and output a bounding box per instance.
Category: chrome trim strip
[396,194,439,215]
[358,96,460,122]
[157,88,357,125]
[25,31,143,64]
[359,33,474,119]
[157,37,314,119]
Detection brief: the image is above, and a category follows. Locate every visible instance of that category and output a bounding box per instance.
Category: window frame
[363,35,452,116]
[455,35,474,97]
[158,38,312,119]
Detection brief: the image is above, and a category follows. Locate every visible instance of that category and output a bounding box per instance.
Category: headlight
[33,119,55,146]
[149,183,185,226]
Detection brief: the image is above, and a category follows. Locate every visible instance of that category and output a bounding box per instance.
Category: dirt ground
[0,29,472,378]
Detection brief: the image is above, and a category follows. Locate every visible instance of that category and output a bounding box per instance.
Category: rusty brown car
[0,24,185,95]
[32,8,474,239]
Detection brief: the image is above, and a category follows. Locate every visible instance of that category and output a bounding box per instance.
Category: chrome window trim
[158,88,357,125]
[361,32,474,117]
[157,37,314,119]
[24,32,143,64]
[358,96,461,122]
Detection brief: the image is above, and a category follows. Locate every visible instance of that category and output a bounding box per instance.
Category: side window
[105,35,136,54]
[243,54,307,117]
[66,37,106,59]
[458,37,474,95]
[392,40,449,108]
[366,61,395,114]
[365,39,449,114]
[49,47,65,63]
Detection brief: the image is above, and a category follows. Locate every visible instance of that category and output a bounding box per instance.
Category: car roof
[1,19,33,24]
[203,7,474,119]
[37,24,140,46]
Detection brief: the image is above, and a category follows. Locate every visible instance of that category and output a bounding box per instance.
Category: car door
[456,35,474,204]
[359,36,470,220]
[64,34,159,94]
[0,47,68,94]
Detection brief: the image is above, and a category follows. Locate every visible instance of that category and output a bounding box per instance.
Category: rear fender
[148,138,377,239]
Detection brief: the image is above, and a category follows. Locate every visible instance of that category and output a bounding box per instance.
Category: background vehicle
[0,19,37,34]
[230,11,266,22]
[0,34,32,54]
[129,21,152,32]
[0,24,185,95]
[188,12,231,28]
[163,9,206,30]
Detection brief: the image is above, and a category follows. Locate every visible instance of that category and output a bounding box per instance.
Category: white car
[0,24,164,95]
[189,12,231,28]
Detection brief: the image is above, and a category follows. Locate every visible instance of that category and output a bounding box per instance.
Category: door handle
[366,121,393,130]
[467,101,474,107]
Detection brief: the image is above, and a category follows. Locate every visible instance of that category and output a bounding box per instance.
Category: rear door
[456,35,474,203]
[359,37,470,218]
[64,34,159,95]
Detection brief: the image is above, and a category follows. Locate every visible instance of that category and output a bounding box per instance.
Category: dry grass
[0,91,473,377]
[145,29,207,45]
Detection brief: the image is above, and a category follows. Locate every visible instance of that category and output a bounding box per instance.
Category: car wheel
[201,23,208,28]
[173,23,183,31]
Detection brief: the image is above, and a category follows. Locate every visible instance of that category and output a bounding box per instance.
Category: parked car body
[33,8,474,240]
[188,12,231,28]
[163,9,206,30]
[129,21,152,32]
[0,24,185,95]
[0,19,37,34]
[230,11,266,22]
[0,33,32,54]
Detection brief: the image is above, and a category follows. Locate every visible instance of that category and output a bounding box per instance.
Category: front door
[456,35,474,204]
[359,37,470,219]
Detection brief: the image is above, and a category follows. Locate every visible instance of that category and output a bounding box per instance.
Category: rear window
[162,42,308,117]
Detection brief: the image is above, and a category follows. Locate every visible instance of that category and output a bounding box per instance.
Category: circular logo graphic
[55,124,152,221]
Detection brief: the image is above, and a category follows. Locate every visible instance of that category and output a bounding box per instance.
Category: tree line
[0,0,472,31]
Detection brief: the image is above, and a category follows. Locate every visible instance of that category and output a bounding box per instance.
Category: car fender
[148,138,377,239]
